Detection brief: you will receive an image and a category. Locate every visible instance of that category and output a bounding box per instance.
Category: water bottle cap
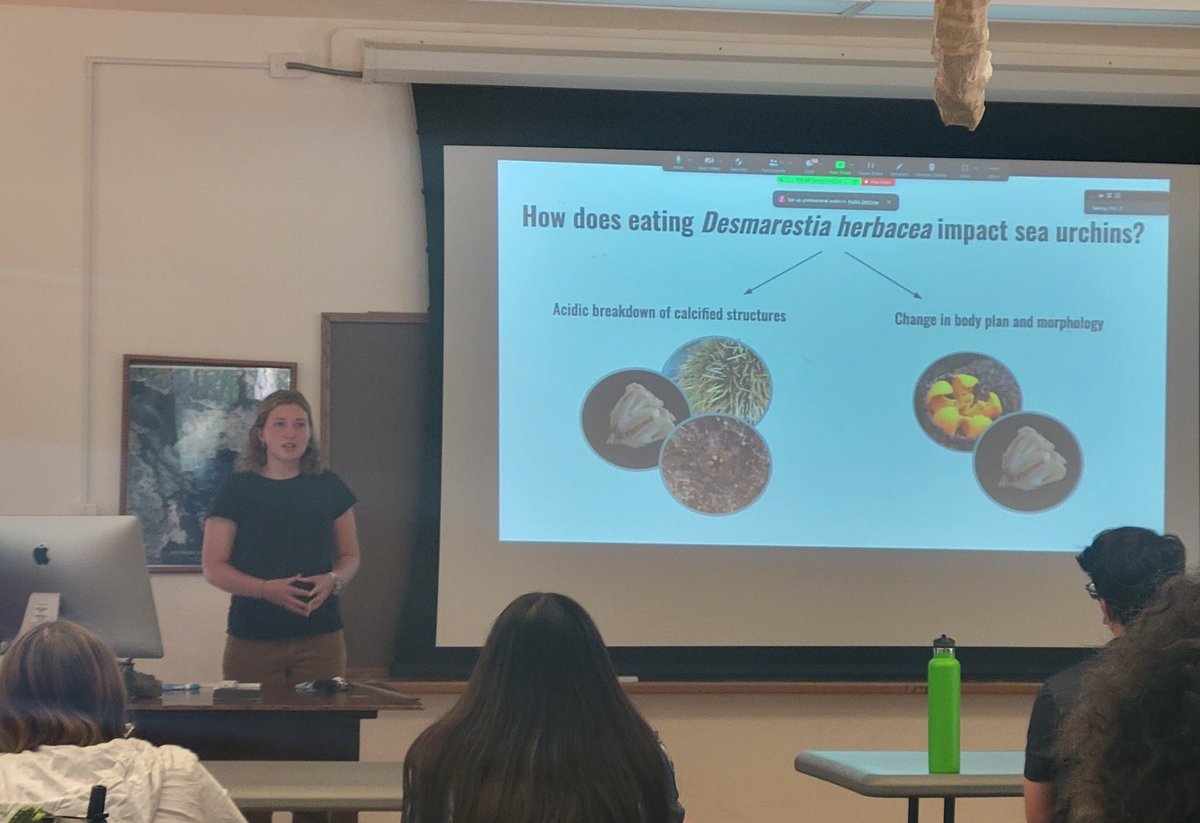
[933,634,956,649]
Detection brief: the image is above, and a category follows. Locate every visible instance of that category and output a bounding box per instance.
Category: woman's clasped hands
[260,573,336,616]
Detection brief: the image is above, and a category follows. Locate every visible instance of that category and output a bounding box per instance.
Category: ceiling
[10,0,1200,26]
[510,0,1200,25]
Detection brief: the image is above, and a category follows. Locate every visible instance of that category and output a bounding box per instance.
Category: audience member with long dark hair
[402,592,685,823]
[1060,573,1200,823]
[0,621,244,823]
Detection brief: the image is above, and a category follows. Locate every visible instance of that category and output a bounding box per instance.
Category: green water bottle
[928,634,961,774]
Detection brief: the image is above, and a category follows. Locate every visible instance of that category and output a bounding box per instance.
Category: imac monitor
[0,516,164,659]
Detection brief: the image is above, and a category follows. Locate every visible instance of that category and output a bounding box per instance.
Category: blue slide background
[495,158,1169,551]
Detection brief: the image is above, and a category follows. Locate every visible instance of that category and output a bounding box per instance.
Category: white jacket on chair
[0,737,244,823]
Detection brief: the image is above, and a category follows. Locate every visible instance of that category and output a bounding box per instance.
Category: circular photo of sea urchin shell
[659,414,771,515]
[973,412,1082,513]
[664,336,772,426]
[582,369,691,471]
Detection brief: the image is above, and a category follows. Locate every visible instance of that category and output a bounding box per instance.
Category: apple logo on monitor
[33,544,49,565]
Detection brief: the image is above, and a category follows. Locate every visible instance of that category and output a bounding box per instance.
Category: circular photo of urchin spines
[581,368,691,471]
[973,412,1082,513]
[659,414,771,515]
[914,351,1022,452]
[664,336,772,426]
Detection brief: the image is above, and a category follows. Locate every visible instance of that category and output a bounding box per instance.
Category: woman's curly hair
[1061,573,1200,823]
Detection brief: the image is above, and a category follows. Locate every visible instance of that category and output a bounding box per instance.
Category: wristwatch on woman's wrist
[329,570,346,595]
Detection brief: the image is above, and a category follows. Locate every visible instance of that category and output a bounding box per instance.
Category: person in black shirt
[201,389,360,690]
[1059,573,1200,823]
[1023,526,1185,823]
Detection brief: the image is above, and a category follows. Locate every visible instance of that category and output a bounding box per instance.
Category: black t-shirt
[210,470,357,640]
[1024,655,1098,823]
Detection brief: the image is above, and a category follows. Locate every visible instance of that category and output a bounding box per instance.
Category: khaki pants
[222,630,347,691]
[223,631,350,823]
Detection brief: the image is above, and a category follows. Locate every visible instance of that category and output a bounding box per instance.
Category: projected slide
[495,152,1170,551]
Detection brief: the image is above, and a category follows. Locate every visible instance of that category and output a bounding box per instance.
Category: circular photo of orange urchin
[659,414,771,515]
[914,352,1022,451]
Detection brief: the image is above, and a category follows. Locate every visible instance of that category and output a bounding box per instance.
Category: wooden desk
[130,682,421,761]
[203,761,404,812]
[794,750,1024,823]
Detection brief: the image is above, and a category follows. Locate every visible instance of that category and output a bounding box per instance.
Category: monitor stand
[19,591,60,634]
[0,591,61,654]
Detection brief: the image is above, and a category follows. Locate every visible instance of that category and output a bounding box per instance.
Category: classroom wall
[3,3,1158,820]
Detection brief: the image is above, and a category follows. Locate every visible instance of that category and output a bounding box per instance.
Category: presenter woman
[202,389,360,690]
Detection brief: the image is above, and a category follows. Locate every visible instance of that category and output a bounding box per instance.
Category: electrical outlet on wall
[269,54,309,79]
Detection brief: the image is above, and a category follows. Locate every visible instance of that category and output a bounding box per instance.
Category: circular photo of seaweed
[974,412,1082,512]
[664,336,772,426]
[914,352,1022,451]
[659,414,771,515]
[582,369,691,471]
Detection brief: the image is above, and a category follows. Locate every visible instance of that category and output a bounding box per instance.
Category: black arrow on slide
[744,251,824,295]
[844,252,922,299]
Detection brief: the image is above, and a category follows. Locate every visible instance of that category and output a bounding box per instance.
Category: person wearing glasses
[1058,572,1200,823]
[1023,526,1186,823]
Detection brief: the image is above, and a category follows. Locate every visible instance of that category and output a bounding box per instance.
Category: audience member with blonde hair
[0,620,244,823]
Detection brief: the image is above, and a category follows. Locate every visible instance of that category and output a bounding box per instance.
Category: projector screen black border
[394,83,1199,682]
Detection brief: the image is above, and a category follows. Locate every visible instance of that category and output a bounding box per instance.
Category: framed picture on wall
[120,355,297,571]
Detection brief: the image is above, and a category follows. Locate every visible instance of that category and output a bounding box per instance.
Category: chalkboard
[320,312,432,671]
